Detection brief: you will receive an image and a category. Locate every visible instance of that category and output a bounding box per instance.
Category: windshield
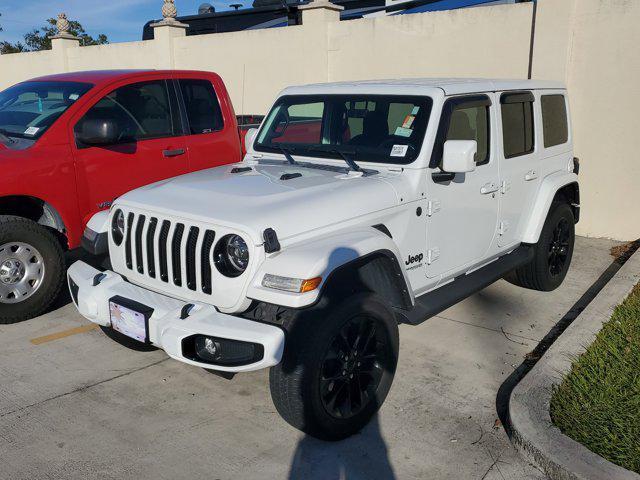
[255,94,433,165]
[0,81,93,141]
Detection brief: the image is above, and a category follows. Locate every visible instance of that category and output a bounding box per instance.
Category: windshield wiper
[273,144,297,165]
[0,129,15,145]
[308,146,362,173]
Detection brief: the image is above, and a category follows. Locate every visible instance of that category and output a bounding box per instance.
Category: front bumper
[67,261,285,372]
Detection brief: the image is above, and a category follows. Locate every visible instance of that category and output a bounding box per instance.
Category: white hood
[117,162,402,245]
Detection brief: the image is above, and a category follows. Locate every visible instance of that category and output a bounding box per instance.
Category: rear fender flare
[521,172,579,244]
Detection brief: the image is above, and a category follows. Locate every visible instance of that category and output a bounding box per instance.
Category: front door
[71,78,188,225]
[426,94,500,279]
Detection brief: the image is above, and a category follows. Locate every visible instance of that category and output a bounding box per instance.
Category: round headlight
[214,234,249,277]
[111,209,125,246]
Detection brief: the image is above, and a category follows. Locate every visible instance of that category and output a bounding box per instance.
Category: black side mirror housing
[75,119,122,146]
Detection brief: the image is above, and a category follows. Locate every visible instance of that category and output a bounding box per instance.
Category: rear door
[496,90,540,249]
[425,94,500,279]
[71,77,188,224]
[174,74,242,171]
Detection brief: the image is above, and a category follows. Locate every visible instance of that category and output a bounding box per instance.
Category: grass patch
[550,283,640,473]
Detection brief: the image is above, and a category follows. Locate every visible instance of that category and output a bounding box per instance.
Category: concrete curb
[509,249,640,480]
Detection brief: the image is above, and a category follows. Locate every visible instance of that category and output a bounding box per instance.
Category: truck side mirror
[244,128,258,152]
[75,119,122,146]
[442,140,477,173]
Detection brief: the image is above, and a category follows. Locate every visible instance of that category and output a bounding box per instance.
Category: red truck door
[173,74,242,171]
[70,78,189,224]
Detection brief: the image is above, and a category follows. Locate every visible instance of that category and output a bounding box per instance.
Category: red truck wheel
[0,216,65,324]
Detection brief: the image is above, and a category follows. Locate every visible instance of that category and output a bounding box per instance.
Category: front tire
[269,293,399,441]
[507,202,575,291]
[0,216,65,324]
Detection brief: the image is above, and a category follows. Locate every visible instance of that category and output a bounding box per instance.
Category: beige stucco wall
[564,0,639,242]
[0,0,637,240]
[328,2,532,81]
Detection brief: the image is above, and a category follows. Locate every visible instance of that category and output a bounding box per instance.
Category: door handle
[480,182,499,195]
[524,170,538,181]
[163,148,185,158]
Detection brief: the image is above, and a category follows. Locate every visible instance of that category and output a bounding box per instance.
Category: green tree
[0,17,108,54]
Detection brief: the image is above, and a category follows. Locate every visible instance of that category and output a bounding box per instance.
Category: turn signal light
[262,274,323,293]
[300,277,322,293]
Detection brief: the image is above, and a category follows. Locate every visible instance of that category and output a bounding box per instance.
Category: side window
[500,92,534,158]
[178,79,224,134]
[446,102,490,165]
[541,94,568,148]
[76,80,177,143]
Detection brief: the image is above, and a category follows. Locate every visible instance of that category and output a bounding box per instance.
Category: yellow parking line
[30,324,99,345]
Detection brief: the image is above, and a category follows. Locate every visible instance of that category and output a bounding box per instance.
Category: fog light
[196,337,218,359]
[185,335,264,366]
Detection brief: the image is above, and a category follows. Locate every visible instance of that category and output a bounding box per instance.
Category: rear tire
[0,216,65,324]
[269,293,399,441]
[507,202,575,291]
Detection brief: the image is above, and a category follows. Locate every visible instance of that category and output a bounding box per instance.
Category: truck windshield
[254,94,433,165]
[0,81,93,141]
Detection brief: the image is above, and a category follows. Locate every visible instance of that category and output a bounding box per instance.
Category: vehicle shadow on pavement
[288,414,396,480]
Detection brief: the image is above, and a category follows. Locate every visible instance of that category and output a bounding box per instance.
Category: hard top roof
[281,78,565,96]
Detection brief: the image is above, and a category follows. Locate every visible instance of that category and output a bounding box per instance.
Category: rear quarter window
[541,94,569,148]
[178,79,224,134]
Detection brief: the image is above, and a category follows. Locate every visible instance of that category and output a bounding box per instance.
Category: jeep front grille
[123,213,217,295]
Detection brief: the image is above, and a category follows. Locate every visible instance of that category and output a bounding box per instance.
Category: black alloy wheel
[319,315,391,419]
[548,217,571,277]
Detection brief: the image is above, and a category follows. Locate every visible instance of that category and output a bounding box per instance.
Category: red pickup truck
[0,70,243,323]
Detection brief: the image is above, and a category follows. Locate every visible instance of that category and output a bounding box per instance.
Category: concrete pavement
[0,237,619,480]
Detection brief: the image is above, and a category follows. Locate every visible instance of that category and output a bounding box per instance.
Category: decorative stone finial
[150,0,188,31]
[49,12,79,43]
[56,13,70,34]
[161,0,178,21]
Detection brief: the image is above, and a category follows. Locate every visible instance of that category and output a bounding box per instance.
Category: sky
[0,0,232,45]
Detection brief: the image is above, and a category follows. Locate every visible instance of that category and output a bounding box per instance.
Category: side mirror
[244,127,258,152]
[442,140,477,173]
[76,119,122,146]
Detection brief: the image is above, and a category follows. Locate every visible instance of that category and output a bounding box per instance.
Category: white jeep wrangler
[68,79,579,440]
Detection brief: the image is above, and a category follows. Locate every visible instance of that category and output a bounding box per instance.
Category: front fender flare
[246,227,413,309]
[521,172,579,244]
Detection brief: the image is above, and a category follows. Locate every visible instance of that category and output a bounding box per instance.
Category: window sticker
[402,115,415,129]
[411,106,420,115]
[24,126,40,136]
[390,144,409,157]
[69,93,80,101]
[394,126,413,138]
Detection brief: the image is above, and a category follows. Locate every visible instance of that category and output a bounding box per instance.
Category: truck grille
[123,213,217,295]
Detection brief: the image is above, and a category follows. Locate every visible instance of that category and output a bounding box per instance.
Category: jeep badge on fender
[68,79,579,441]
[406,253,424,265]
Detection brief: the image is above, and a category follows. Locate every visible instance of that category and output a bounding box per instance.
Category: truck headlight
[262,274,322,293]
[214,234,249,277]
[111,209,125,246]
